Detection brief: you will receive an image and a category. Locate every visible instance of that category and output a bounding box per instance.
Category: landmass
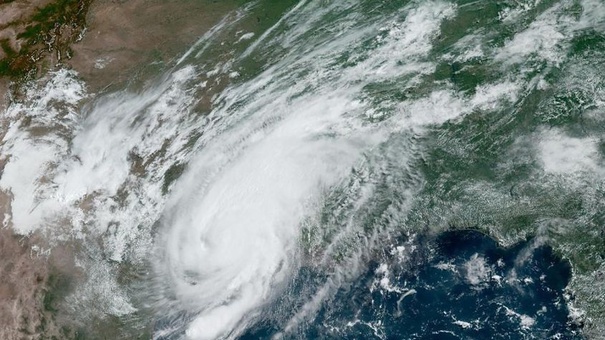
[0,0,234,338]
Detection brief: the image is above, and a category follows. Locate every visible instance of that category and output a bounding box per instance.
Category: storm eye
[183,270,201,286]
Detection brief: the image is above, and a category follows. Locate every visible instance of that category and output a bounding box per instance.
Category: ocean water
[241,230,579,339]
[1,0,604,339]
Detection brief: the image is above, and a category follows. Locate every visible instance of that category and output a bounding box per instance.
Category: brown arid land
[0,0,236,338]
[0,178,86,339]
[0,192,62,340]
[70,0,236,92]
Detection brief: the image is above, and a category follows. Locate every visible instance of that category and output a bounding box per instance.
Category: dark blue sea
[241,230,581,339]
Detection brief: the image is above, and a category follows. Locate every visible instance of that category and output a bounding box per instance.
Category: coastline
[0,0,603,339]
